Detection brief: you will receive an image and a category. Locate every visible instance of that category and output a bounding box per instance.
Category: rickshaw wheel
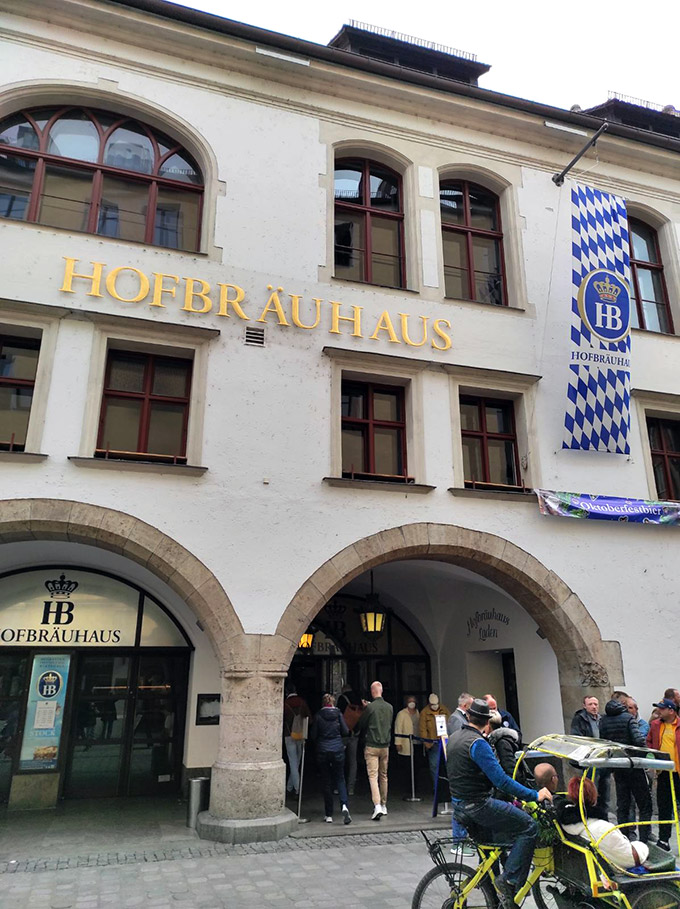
[532,878,582,909]
[411,862,496,909]
[626,883,680,909]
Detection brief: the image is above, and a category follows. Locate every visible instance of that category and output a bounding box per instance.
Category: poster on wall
[536,489,680,525]
[19,653,71,771]
[563,183,632,454]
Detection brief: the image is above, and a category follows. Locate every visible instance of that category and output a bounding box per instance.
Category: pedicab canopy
[523,733,675,772]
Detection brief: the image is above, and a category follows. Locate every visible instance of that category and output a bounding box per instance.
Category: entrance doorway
[63,650,189,798]
[466,648,521,728]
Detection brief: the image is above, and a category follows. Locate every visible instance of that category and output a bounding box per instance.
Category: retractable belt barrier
[394,733,449,813]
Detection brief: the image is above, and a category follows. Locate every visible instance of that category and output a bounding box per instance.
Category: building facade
[0,0,679,842]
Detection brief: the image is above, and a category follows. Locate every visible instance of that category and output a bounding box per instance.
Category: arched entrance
[276,523,624,732]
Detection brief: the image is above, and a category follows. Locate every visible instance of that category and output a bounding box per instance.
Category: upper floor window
[334,158,405,288]
[341,380,409,481]
[97,350,192,464]
[0,335,40,451]
[460,395,520,489]
[647,417,680,500]
[0,107,203,252]
[440,180,506,306]
[629,219,673,334]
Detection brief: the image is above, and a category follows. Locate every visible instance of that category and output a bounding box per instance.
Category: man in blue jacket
[447,699,553,908]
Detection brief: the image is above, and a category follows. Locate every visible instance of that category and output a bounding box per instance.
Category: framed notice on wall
[195,694,220,726]
[19,653,71,771]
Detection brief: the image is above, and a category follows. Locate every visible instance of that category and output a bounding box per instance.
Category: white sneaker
[342,804,352,825]
[371,805,382,820]
[324,816,333,823]
[381,804,387,815]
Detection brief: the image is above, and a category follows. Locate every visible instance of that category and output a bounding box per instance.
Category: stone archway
[273,523,624,731]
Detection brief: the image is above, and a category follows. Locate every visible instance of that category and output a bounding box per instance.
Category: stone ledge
[323,477,435,494]
[0,451,48,463]
[448,487,536,504]
[68,457,208,476]
[196,809,298,844]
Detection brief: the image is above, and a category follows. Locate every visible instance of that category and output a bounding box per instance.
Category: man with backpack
[283,686,311,797]
[336,683,362,795]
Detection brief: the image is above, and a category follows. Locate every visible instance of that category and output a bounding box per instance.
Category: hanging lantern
[359,608,386,634]
[298,631,315,650]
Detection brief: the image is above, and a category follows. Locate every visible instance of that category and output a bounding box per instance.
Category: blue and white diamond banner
[563,184,632,453]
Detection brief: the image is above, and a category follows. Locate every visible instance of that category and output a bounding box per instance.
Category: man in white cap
[419,692,451,787]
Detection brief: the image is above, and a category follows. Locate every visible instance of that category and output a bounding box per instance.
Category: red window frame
[460,395,521,489]
[629,218,674,334]
[96,351,192,463]
[334,157,406,288]
[0,107,203,251]
[0,334,40,452]
[440,180,507,306]
[647,417,680,500]
[341,380,410,482]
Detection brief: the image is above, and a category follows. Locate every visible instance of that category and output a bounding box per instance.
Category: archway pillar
[197,633,297,844]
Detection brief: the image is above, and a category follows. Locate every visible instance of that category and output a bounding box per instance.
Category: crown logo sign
[44,573,78,598]
[593,275,621,303]
[42,672,58,684]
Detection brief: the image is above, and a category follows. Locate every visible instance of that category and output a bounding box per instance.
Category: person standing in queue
[354,680,393,820]
[447,698,553,909]
[419,693,451,788]
[310,693,352,825]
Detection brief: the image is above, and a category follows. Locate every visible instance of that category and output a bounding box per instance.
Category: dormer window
[0,107,203,252]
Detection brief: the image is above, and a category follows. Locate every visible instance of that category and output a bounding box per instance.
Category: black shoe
[493,876,516,908]
[657,840,671,852]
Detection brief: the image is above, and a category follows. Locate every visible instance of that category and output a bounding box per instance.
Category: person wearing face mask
[394,695,420,758]
[419,693,451,787]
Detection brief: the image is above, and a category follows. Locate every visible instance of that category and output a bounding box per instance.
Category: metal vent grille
[244,326,266,347]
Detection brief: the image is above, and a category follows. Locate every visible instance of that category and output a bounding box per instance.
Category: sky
[163,0,679,112]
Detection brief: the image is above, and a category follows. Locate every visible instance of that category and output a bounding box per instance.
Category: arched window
[629,218,673,334]
[440,179,506,306]
[0,107,203,252]
[334,157,405,288]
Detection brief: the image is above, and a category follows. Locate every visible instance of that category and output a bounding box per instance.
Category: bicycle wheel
[412,862,495,909]
[532,878,581,909]
[626,883,680,909]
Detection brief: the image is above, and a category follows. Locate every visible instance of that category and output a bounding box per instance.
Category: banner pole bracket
[552,122,609,187]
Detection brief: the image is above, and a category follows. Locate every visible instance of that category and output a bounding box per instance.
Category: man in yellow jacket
[419,693,451,787]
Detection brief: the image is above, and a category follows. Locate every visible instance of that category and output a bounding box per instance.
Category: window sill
[448,486,536,503]
[68,457,207,476]
[0,451,48,463]
[323,476,434,493]
[443,296,525,313]
[330,276,419,294]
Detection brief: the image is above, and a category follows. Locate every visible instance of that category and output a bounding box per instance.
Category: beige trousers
[365,745,389,806]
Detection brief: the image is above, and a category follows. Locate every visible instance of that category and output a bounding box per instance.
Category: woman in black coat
[311,693,352,824]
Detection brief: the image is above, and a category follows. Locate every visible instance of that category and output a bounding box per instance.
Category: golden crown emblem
[42,672,58,684]
[593,275,621,302]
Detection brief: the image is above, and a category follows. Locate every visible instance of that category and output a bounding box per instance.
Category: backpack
[290,711,305,740]
[343,704,363,732]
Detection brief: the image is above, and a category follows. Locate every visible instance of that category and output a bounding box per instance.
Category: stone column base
[196,808,298,844]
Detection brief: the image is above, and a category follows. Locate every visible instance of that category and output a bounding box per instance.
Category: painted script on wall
[59,258,452,351]
[466,608,510,641]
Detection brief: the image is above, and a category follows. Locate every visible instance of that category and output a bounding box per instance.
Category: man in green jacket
[355,680,393,820]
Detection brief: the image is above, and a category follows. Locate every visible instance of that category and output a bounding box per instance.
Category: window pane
[369,167,399,211]
[662,421,680,454]
[668,458,680,501]
[472,235,500,273]
[469,185,498,230]
[442,230,466,268]
[104,125,154,173]
[159,152,201,184]
[334,212,365,281]
[637,267,664,302]
[107,356,145,393]
[0,386,32,448]
[0,115,39,150]
[371,217,400,256]
[0,154,35,220]
[641,300,670,334]
[474,272,504,305]
[154,187,200,252]
[629,295,640,330]
[462,436,483,483]
[99,399,141,452]
[334,165,362,204]
[0,341,38,380]
[152,360,190,398]
[444,267,470,300]
[373,391,400,422]
[374,427,402,475]
[630,221,658,264]
[341,386,365,419]
[47,113,99,162]
[30,108,59,131]
[652,455,669,499]
[440,183,464,224]
[97,175,148,243]
[38,165,92,231]
[342,427,365,473]
[147,402,185,456]
[485,403,513,434]
[371,254,402,288]
[460,401,480,431]
[487,439,518,485]
[648,421,663,451]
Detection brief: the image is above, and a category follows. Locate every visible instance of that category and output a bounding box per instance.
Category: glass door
[63,654,131,798]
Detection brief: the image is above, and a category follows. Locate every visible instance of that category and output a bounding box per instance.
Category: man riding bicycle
[447,698,554,908]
